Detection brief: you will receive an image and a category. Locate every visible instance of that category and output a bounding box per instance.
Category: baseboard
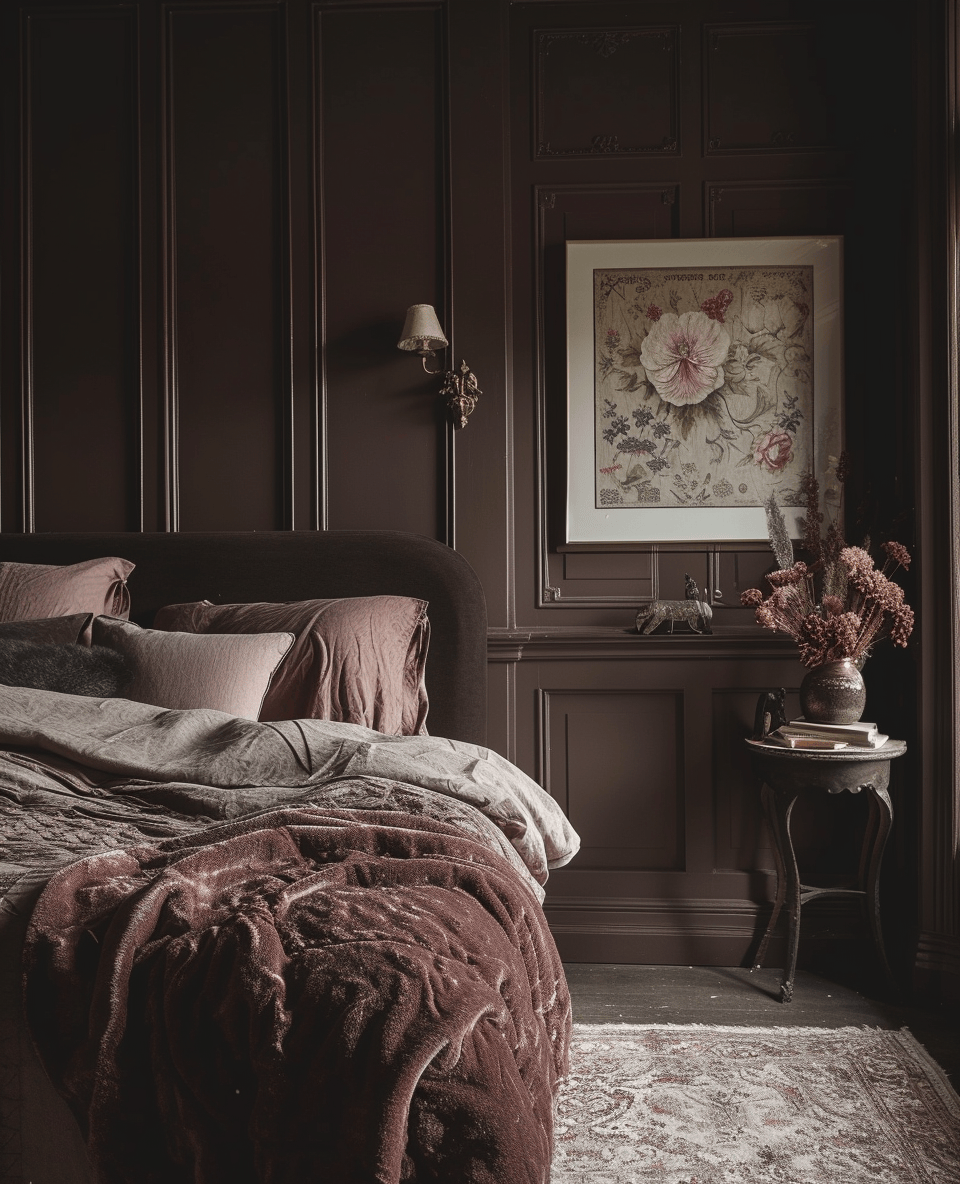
[913,932,960,1005]
[543,896,870,967]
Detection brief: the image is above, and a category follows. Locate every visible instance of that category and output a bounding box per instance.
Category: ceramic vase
[798,657,866,725]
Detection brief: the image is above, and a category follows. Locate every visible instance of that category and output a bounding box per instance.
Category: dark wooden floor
[563,963,960,1087]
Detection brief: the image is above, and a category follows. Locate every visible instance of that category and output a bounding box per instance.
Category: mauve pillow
[152,596,430,733]
[0,557,134,622]
[92,616,294,720]
[0,613,94,646]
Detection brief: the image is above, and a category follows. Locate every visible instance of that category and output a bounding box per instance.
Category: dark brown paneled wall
[20,8,140,532]
[1,0,447,535]
[167,4,286,530]
[497,0,941,978]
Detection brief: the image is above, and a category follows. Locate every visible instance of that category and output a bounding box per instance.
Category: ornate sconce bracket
[437,360,481,429]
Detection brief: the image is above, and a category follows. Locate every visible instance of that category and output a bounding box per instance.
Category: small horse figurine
[635,575,713,635]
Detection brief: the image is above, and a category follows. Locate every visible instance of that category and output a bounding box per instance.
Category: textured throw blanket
[0,688,577,1184]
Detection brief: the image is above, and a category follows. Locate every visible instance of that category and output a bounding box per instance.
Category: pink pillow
[152,596,430,733]
[0,557,133,621]
[92,617,294,720]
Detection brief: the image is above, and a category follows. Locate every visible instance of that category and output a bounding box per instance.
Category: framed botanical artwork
[565,236,843,544]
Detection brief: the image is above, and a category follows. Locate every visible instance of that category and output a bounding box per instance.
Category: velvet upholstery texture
[154,595,430,733]
[24,808,569,1184]
[0,557,133,621]
[91,617,294,719]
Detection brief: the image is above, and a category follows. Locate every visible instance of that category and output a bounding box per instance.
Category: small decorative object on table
[753,688,787,740]
[741,456,914,724]
[636,574,712,635]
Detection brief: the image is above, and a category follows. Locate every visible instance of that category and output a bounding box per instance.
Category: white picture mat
[565,236,843,543]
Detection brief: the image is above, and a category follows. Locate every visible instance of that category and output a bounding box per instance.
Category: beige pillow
[0,558,134,621]
[92,617,294,720]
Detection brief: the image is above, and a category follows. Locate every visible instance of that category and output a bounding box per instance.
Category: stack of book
[766,718,889,750]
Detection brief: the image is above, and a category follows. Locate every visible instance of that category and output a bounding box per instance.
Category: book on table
[779,718,889,747]
[764,731,849,750]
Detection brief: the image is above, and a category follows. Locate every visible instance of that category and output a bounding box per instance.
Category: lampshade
[397,304,449,352]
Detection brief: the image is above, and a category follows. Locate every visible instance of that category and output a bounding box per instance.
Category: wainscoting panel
[703,22,839,154]
[502,635,803,964]
[22,7,140,532]
[164,4,286,531]
[706,179,853,238]
[319,5,445,538]
[534,25,680,158]
[544,689,683,870]
[712,686,787,874]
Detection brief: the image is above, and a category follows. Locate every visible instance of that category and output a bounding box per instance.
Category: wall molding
[534,26,680,159]
[487,626,798,662]
[162,2,293,531]
[532,182,679,610]
[704,177,853,236]
[703,21,835,156]
[19,4,143,532]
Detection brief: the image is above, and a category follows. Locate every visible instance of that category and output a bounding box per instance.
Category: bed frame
[0,529,488,746]
[0,528,489,1184]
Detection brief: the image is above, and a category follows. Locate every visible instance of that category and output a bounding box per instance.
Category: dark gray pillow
[0,613,93,645]
[0,638,129,698]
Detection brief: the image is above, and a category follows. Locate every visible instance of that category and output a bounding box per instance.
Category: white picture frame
[565,236,843,544]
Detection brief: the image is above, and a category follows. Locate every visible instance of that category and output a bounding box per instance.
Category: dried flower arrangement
[740,454,915,667]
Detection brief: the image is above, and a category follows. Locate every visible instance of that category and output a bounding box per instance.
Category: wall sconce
[397,304,481,429]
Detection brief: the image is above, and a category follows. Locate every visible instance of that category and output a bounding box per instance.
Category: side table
[747,738,907,1003]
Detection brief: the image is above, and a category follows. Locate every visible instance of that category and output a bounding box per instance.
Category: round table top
[745,737,907,763]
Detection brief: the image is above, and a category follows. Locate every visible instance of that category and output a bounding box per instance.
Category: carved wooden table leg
[755,784,802,1002]
[861,785,896,992]
[753,783,787,972]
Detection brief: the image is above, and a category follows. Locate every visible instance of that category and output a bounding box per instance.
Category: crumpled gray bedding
[0,685,579,889]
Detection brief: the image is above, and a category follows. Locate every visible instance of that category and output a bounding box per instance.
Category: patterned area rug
[553,1024,960,1183]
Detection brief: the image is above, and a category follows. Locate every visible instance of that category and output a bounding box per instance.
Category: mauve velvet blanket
[0,688,578,1184]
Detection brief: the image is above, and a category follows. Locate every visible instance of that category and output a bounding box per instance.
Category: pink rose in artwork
[639,311,731,406]
[753,429,794,473]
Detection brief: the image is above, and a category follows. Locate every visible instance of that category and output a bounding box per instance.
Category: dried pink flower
[765,563,808,588]
[840,546,874,575]
[881,540,911,571]
[741,472,913,662]
[890,604,915,646]
[755,604,776,630]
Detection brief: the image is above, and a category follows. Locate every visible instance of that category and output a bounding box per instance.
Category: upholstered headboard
[0,530,488,746]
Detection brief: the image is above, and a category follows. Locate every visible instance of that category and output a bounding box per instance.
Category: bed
[0,530,578,1184]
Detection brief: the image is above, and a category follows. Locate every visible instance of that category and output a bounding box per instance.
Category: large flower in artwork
[753,429,794,473]
[639,311,731,406]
